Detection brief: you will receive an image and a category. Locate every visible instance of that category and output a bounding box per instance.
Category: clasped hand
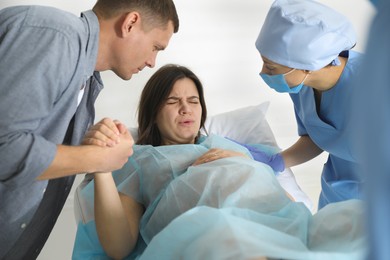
[83,118,135,173]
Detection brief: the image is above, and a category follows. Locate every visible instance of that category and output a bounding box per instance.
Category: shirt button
[43,188,46,193]
[21,223,27,229]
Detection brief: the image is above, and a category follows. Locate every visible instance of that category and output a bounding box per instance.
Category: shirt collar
[80,10,100,79]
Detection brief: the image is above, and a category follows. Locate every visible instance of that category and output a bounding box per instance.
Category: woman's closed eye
[187,97,199,104]
[166,97,199,105]
[166,97,180,105]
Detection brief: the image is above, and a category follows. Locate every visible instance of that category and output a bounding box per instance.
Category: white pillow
[129,102,313,211]
[202,101,277,146]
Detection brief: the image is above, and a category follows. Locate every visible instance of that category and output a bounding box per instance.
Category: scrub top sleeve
[0,24,80,185]
[294,108,308,136]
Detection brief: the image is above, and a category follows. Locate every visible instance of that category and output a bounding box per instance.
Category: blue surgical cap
[256,0,357,71]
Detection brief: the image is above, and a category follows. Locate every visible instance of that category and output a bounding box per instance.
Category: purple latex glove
[248,147,285,172]
[226,137,285,172]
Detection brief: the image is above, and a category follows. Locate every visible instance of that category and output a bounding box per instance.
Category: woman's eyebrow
[167,96,199,100]
[166,96,180,101]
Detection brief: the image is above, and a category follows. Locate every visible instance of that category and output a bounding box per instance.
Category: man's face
[112,20,174,80]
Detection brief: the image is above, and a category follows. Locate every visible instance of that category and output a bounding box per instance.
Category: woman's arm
[281,135,323,168]
[94,172,143,260]
[192,148,249,166]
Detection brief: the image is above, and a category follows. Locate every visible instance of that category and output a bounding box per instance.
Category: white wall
[0,0,375,259]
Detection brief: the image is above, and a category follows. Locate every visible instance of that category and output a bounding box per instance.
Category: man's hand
[83,118,135,172]
[37,118,135,180]
[95,127,134,173]
[82,118,121,147]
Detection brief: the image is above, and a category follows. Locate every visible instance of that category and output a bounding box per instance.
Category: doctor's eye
[265,65,276,71]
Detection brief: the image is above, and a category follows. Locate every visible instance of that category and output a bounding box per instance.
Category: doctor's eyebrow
[263,59,276,66]
[262,56,280,66]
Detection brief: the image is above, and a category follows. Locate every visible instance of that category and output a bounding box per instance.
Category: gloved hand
[226,137,285,172]
[248,148,285,172]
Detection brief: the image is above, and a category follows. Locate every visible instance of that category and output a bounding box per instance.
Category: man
[0,0,179,258]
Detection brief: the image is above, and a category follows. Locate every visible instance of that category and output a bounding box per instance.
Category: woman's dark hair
[137,64,207,146]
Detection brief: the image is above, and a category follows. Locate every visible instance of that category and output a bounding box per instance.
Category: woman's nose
[179,103,191,114]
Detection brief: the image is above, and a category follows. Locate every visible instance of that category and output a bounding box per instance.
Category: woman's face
[156,78,202,145]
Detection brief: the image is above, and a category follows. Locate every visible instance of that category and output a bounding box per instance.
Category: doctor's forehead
[262,56,286,68]
[262,56,274,63]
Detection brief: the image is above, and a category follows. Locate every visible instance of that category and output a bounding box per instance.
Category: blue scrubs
[351,1,390,258]
[290,50,364,209]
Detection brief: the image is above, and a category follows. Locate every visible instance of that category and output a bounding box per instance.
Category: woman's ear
[121,11,140,37]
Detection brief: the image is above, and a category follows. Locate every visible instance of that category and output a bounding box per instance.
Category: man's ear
[121,11,140,37]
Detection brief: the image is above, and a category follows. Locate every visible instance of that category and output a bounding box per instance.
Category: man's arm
[37,126,134,180]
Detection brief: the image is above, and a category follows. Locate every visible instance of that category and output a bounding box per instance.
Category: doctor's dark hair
[93,0,179,33]
[137,64,207,146]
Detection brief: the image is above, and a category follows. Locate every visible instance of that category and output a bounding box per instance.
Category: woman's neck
[306,56,347,92]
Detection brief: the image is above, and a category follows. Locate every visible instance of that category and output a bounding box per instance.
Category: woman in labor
[73,64,365,260]
[250,0,364,209]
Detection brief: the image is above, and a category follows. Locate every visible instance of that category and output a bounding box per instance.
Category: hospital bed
[73,101,314,258]
[74,101,313,222]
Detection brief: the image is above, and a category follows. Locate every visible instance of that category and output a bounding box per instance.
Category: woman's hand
[192,148,249,166]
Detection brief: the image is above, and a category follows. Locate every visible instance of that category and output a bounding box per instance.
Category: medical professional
[350,0,390,259]
[0,0,179,259]
[252,0,364,209]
